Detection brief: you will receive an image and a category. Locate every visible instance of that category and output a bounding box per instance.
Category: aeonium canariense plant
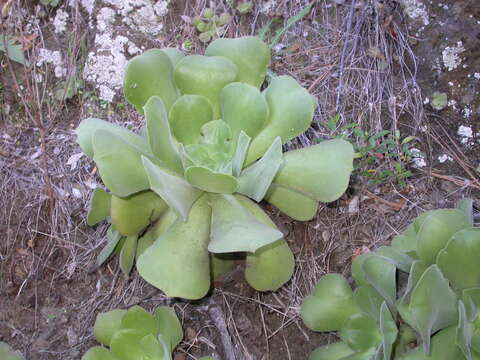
[76,36,355,300]
[82,305,213,360]
[300,199,480,360]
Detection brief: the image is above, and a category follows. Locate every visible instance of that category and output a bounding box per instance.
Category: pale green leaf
[0,37,27,65]
[124,49,179,113]
[245,76,317,164]
[81,347,119,360]
[119,234,138,276]
[208,194,283,253]
[139,334,165,360]
[92,130,150,197]
[339,312,381,351]
[93,309,127,346]
[96,227,122,267]
[142,157,203,222]
[87,188,111,226]
[462,288,480,322]
[352,285,384,322]
[136,195,211,300]
[160,48,184,67]
[264,184,318,221]
[210,253,237,280]
[457,198,474,226]
[309,342,355,360]
[169,95,213,145]
[144,96,183,174]
[232,131,251,177]
[109,329,146,360]
[205,36,270,88]
[375,246,414,273]
[301,274,359,332]
[457,300,474,360]
[379,301,398,360]
[174,55,238,119]
[184,166,238,193]
[154,307,183,350]
[121,305,159,338]
[362,255,397,312]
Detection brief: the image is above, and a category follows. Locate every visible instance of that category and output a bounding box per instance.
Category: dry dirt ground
[1,1,479,359]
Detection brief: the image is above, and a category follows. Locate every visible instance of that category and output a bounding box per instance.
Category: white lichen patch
[261,0,276,14]
[53,9,69,34]
[463,106,473,118]
[438,154,453,163]
[442,41,465,71]
[410,148,426,168]
[474,72,480,80]
[79,0,96,15]
[96,7,116,31]
[458,125,473,145]
[402,0,429,26]
[83,33,129,102]
[36,49,66,78]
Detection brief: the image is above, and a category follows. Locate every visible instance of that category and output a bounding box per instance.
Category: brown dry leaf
[352,246,370,260]
[14,33,37,51]
[287,42,301,53]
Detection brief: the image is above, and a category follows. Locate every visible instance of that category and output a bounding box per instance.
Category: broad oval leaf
[391,224,418,254]
[139,334,165,360]
[237,195,294,291]
[301,274,359,332]
[416,209,471,265]
[121,305,159,338]
[75,118,150,158]
[206,36,271,88]
[184,166,238,194]
[137,195,212,300]
[110,191,167,236]
[437,228,480,291]
[160,47,184,67]
[264,184,318,221]
[351,253,373,287]
[93,309,127,346]
[211,253,237,280]
[169,95,213,145]
[339,312,381,352]
[362,255,397,312]
[375,246,414,273]
[174,55,238,119]
[208,194,283,253]
[154,307,183,350]
[269,139,354,203]
[245,75,317,164]
[109,329,147,360]
[87,188,111,226]
[220,82,269,142]
[309,342,355,360]
[124,49,179,113]
[353,285,384,322]
[81,347,119,360]
[237,137,283,201]
[142,157,203,222]
[92,130,150,197]
[144,96,183,174]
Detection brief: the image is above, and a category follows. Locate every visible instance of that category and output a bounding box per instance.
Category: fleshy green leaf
[457,198,474,226]
[351,253,373,287]
[362,255,397,312]
[136,195,212,300]
[75,118,150,159]
[151,209,178,238]
[391,224,418,254]
[352,285,384,322]
[139,334,165,360]
[81,347,119,360]
[264,184,318,221]
[379,302,398,360]
[245,76,317,164]
[339,313,381,352]
[210,253,237,280]
[301,274,360,332]
[174,55,238,119]
[93,309,127,346]
[184,166,238,194]
[142,157,203,222]
[93,130,150,197]
[208,194,283,253]
[397,260,428,310]
[309,342,355,360]
[237,137,283,201]
[220,82,269,142]
[87,188,111,226]
[416,209,471,264]
[124,49,179,113]
[110,191,167,236]
[160,48,185,67]
[232,131,251,177]
[121,305,159,338]
[109,329,146,360]
[457,300,474,360]
[463,288,480,322]
[119,234,138,276]
[268,139,354,203]
[375,246,414,273]
[136,230,155,261]
[437,228,480,291]
[206,36,270,88]
[144,96,183,174]
[237,195,294,291]
[154,307,183,350]
[96,227,122,267]
[169,95,213,145]
[397,326,465,360]
[408,265,459,353]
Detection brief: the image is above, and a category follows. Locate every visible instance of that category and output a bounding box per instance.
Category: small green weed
[323,114,416,186]
[192,8,231,43]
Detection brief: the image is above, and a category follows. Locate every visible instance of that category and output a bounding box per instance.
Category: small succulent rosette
[82,305,213,360]
[300,199,480,360]
[76,36,355,300]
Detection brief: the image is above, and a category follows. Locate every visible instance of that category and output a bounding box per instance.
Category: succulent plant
[192,8,231,43]
[301,199,480,360]
[81,305,188,360]
[76,36,354,300]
